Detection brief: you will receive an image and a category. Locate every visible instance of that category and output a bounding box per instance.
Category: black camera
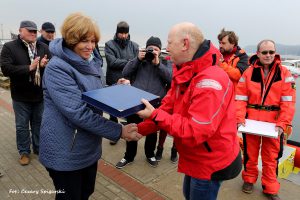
[144,47,155,62]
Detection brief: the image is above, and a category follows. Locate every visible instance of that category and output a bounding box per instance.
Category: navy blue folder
[82,84,160,117]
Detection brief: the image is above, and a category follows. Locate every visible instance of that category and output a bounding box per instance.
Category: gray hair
[257,39,276,52]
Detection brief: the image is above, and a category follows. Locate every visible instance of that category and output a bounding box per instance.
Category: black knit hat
[146,36,161,50]
[116,21,129,34]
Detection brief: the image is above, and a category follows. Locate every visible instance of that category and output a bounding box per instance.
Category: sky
[0,0,299,48]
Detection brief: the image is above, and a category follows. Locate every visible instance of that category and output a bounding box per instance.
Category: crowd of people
[0,12,296,200]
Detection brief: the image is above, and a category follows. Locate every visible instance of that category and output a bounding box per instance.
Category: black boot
[155,146,164,161]
[170,147,178,163]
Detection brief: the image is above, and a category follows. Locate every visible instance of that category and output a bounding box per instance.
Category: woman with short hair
[39,12,140,200]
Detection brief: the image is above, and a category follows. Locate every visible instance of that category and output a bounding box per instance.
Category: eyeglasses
[260,50,275,55]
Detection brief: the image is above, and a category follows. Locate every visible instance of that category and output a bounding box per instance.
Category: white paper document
[238,119,278,138]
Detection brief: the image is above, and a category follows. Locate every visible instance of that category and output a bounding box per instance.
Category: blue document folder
[82,84,160,117]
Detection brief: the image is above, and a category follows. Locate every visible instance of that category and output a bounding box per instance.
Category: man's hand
[117,78,130,85]
[29,57,40,71]
[152,49,160,65]
[138,49,146,61]
[275,126,284,137]
[237,122,245,129]
[137,98,155,119]
[275,126,287,144]
[40,55,49,68]
[121,123,142,141]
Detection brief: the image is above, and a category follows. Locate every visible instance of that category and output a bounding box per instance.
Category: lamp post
[1,24,3,40]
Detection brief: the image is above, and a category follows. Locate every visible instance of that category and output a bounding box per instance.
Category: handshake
[121,123,142,142]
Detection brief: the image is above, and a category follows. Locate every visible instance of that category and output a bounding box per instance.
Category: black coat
[0,36,51,102]
[104,35,139,85]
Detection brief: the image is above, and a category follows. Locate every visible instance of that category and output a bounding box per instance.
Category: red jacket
[138,40,240,180]
[235,55,296,133]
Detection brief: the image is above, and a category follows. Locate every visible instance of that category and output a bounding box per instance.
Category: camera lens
[145,47,154,62]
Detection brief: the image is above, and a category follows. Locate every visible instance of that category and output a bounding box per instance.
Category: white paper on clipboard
[238,119,278,138]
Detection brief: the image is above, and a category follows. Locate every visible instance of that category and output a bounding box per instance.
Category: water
[290,77,300,143]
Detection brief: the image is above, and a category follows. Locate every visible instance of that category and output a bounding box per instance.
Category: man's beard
[220,47,232,54]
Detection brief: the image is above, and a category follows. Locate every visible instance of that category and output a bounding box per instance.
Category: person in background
[137,22,242,200]
[105,21,139,145]
[218,28,249,89]
[0,20,50,166]
[155,130,178,163]
[39,13,141,200]
[38,22,56,46]
[218,28,249,151]
[153,55,178,164]
[115,36,172,169]
[235,39,296,200]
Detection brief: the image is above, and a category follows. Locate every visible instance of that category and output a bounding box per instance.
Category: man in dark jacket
[0,20,50,166]
[104,21,139,144]
[115,36,172,169]
[37,22,56,46]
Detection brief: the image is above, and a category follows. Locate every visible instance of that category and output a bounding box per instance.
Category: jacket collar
[173,40,220,84]
[49,38,103,77]
[17,35,40,48]
[113,34,130,48]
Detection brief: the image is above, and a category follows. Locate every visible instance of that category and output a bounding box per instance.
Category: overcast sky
[1,0,299,47]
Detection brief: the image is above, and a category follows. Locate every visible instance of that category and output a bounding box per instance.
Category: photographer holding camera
[115,36,172,169]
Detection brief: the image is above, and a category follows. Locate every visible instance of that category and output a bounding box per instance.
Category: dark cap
[41,22,55,32]
[116,21,129,34]
[146,36,162,50]
[19,20,37,31]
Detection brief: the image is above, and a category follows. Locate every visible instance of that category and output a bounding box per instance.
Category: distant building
[10,32,18,40]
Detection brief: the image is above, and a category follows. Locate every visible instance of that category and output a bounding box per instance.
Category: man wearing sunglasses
[235,40,296,200]
[0,20,50,166]
[38,22,56,46]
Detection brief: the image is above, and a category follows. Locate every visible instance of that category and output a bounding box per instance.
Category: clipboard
[238,119,278,138]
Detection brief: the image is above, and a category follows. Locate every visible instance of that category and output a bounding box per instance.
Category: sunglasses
[28,30,37,34]
[260,50,275,55]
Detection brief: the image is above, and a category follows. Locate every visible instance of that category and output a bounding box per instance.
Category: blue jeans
[12,100,43,155]
[183,175,221,200]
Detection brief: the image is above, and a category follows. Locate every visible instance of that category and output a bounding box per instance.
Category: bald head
[167,22,204,65]
[170,22,204,50]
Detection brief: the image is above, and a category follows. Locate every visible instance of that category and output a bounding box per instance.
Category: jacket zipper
[204,142,212,152]
[70,129,78,151]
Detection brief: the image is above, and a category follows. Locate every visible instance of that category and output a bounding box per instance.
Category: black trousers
[46,162,98,200]
[124,114,157,161]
